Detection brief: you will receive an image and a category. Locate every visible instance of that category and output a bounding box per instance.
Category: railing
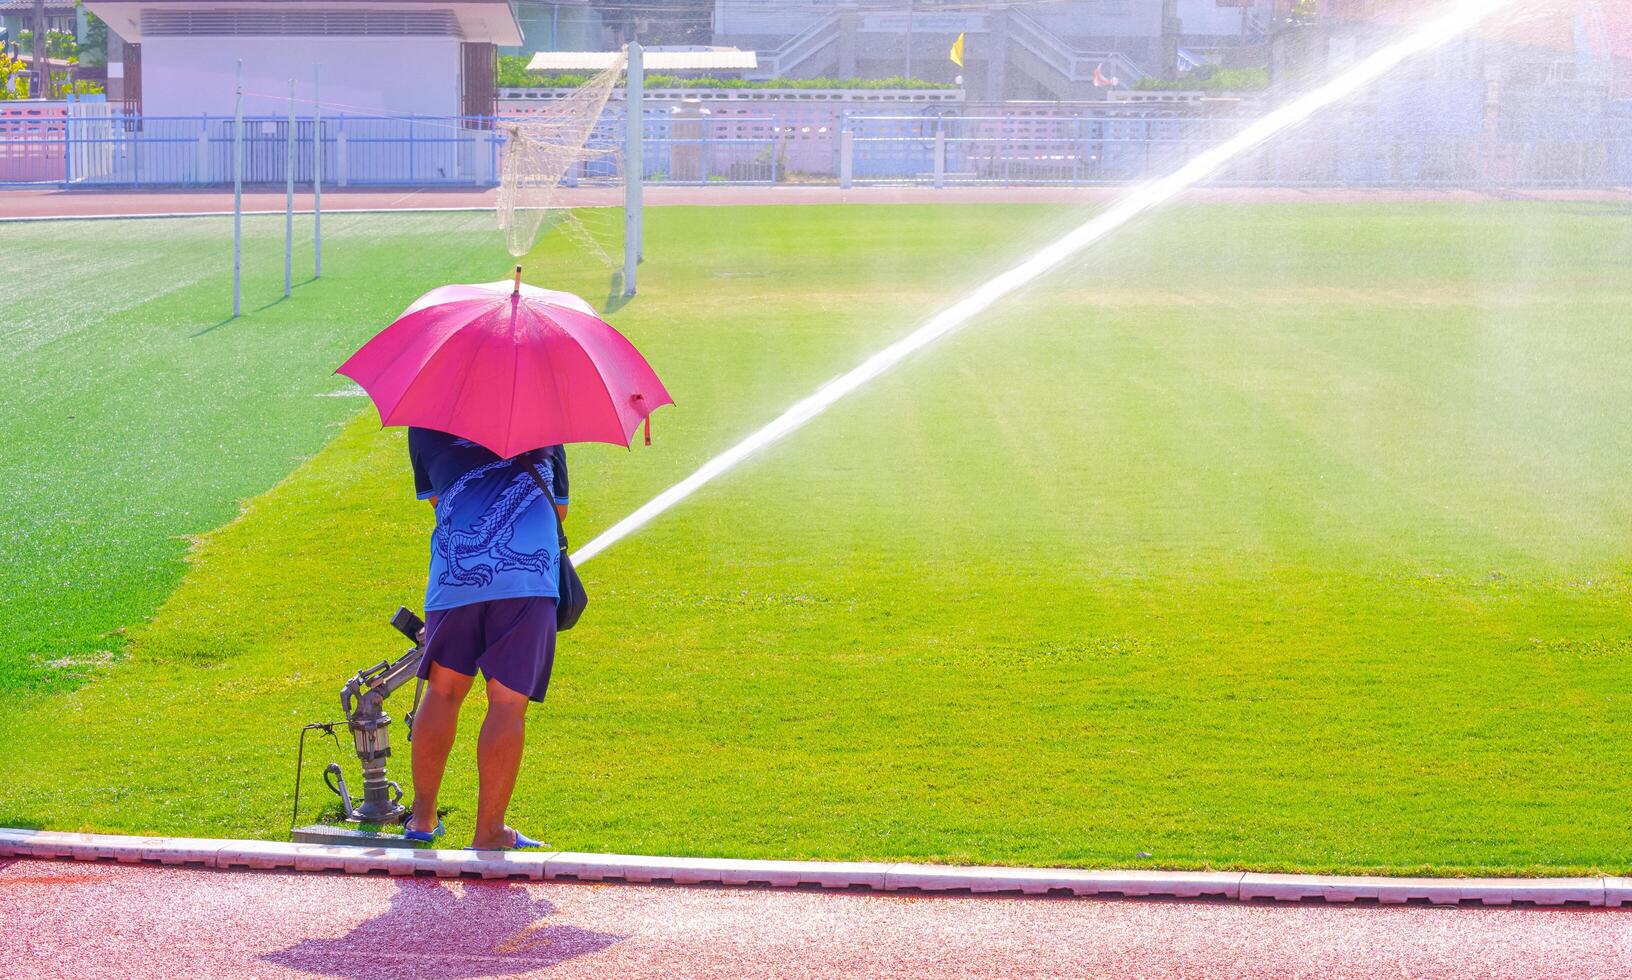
[0,110,780,188]
[747,13,843,81]
[1007,11,1148,86]
[843,114,1632,188]
[1243,7,1273,44]
[4,106,1628,190]
[587,111,781,185]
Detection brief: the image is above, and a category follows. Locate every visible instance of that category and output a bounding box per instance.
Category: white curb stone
[447,849,555,881]
[74,835,154,864]
[0,829,1625,909]
[702,857,891,889]
[138,838,222,866]
[1238,873,1605,906]
[215,839,303,872]
[287,843,359,874]
[1602,878,1632,907]
[544,852,892,889]
[6,831,84,860]
[884,864,1244,899]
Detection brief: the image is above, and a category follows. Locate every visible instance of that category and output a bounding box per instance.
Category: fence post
[313,64,322,279]
[1075,116,1084,187]
[233,59,243,319]
[408,111,415,182]
[337,116,348,187]
[840,126,854,189]
[933,126,945,189]
[62,107,72,188]
[197,115,210,185]
[284,78,294,298]
[623,40,644,295]
[487,122,498,186]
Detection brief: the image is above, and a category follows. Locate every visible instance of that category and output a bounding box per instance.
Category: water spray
[572,0,1520,567]
[294,0,1520,844]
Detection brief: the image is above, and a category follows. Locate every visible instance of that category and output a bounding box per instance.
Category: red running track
[4,184,1631,220]
[2,858,1630,978]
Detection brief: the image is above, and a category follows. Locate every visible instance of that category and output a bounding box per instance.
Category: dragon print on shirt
[433,459,554,589]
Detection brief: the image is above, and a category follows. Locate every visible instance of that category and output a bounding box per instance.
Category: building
[1275,1,1629,113]
[711,0,1278,101]
[1,0,77,45]
[82,0,523,117]
[506,0,605,56]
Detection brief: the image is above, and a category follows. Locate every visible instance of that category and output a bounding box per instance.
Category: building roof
[83,0,523,46]
[527,47,759,72]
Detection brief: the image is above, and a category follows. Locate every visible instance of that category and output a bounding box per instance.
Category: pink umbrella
[337,268,671,458]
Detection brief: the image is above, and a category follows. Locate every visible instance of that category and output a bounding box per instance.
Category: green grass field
[3,201,1631,875]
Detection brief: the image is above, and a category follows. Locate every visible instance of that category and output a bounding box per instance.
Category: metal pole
[313,64,321,278]
[840,125,853,189]
[940,126,953,187]
[233,59,243,318]
[285,77,294,298]
[623,40,643,296]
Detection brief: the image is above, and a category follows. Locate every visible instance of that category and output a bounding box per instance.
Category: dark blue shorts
[419,596,558,703]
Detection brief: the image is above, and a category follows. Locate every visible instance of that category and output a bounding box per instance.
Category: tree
[32,0,46,97]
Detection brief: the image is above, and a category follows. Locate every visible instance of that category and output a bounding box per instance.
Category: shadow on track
[262,878,624,977]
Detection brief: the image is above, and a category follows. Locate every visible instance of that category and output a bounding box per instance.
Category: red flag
[1093,63,1120,88]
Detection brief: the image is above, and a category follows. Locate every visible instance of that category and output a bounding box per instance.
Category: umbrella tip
[513,265,522,296]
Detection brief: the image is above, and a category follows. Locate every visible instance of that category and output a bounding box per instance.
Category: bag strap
[520,457,568,548]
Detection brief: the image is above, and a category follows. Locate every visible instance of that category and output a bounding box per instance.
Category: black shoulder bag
[523,461,588,631]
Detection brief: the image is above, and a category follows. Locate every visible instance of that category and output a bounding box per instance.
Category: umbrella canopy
[338,273,671,458]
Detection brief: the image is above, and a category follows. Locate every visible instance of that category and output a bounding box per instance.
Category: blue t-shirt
[408,428,569,612]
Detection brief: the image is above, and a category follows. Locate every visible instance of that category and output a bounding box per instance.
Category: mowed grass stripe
[0,211,592,693]
[3,202,1630,874]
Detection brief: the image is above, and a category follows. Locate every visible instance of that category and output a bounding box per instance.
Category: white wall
[713,0,832,38]
[140,36,462,117]
[1028,2,1164,42]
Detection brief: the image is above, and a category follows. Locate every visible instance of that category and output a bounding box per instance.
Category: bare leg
[471,676,531,848]
[406,661,474,835]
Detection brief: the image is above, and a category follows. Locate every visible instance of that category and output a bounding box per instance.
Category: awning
[526,48,758,72]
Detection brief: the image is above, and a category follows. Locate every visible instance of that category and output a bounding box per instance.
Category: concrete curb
[0,828,1619,907]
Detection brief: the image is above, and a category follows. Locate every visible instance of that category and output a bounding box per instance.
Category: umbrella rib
[587,341,631,446]
[554,309,653,445]
[542,313,578,447]
[500,299,524,457]
[541,310,625,448]
[383,301,504,433]
[348,299,494,415]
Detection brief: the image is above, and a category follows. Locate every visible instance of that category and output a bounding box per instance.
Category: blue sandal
[401,812,445,844]
[468,828,544,851]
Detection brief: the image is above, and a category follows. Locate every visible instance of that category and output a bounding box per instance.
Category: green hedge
[1134,67,1269,92]
[496,56,955,91]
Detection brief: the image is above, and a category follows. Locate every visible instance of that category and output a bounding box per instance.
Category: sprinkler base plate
[290,824,421,849]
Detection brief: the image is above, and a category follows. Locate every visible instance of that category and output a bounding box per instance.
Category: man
[401,427,568,850]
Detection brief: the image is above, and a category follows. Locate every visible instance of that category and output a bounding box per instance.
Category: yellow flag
[950,32,965,68]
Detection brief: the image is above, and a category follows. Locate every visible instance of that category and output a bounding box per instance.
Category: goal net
[496,50,629,261]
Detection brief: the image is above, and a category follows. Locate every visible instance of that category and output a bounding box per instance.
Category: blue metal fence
[845,113,1632,188]
[1,109,781,188]
[40,114,506,187]
[5,105,1629,189]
